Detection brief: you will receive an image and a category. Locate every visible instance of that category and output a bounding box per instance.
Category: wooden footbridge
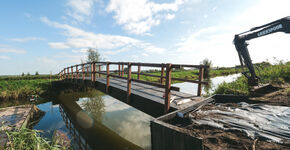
[58,62,208,116]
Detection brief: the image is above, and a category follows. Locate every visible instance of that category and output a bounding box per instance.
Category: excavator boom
[233,16,290,86]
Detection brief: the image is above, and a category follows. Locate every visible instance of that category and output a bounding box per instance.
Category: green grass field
[0,79,56,102]
[214,62,290,95]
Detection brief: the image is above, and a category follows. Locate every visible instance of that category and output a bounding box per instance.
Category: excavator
[233,16,290,86]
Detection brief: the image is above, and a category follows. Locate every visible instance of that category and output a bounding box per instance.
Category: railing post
[127,62,132,103]
[121,64,124,77]
[197,67,204,96]
[164,63,172,114]
[71,66,73,80]
[86,65,89,78]
[82,64,85,80]
[118,64,121,76]
[106,62,110,93]
[91,62,96,82]
[98,65,101,78]
[160,66,164,84]
[64,69,66,79]
[67,68,69,79]
[137,65,141,80]
[76,65,79,80]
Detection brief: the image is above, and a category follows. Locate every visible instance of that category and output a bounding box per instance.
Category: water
[33,90,152,150]
[32,74,240,149]
[172,73,241,95]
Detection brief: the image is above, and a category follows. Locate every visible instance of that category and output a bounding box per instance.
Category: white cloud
[106,0,189,35]
[166,14,175,20]
[66,0,95,22]
[0,48,26,54]
[41,17,165,55]
[0,56,10,60]
[141,53,148,57]
[10,37,45,42]
[175,0,290,67]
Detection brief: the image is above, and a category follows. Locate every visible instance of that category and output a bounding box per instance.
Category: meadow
[214,62,290,95]
[0,74,58,107]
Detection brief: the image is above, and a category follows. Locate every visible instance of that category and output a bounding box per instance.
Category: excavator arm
[233,16,290,86]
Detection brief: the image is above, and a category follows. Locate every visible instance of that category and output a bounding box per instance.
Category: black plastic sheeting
[190,102,290,144]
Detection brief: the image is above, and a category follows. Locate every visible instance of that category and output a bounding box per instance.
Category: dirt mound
[250,84,290,106]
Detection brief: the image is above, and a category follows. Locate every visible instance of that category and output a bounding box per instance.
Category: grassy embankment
[214,62,290,95]
[0,75,57,107]
[128,67,243,83]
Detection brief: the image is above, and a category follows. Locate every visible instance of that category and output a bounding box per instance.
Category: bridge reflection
[58,95,143,150]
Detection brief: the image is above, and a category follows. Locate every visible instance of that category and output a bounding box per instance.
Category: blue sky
[0,0,289,75]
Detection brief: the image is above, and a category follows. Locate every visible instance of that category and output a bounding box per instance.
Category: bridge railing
[58,62,208,113]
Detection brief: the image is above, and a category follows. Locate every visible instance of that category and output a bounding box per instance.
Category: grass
[125,67,243,84]
[214,62,290,95]
[0,79,57,103]
[2,127,69,150]
[0,74,58,81]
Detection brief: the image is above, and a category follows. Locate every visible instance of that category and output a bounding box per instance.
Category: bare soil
[250,84,290,107]
[184,123,289,150]
[170,89,290,150]
[186,102,290,150]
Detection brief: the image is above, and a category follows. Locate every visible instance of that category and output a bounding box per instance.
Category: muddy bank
[250,84,290,107]
[0,105,45,147]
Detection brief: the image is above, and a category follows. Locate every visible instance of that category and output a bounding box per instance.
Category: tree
[35,71,39,75]
[87,48,101,63]
[21,72,25,76]
[27,72,30,76]
[201,58,212,78]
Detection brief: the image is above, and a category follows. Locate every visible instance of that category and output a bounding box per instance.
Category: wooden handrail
[58,61,208,114]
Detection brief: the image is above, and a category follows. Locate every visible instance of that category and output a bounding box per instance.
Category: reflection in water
[59,105,90,150]
[56,89,152,150]
[78,95,152,150]
[80,94,105,123]
[173,73,241,95]
[33,89,151,150]
[60,95,142,150]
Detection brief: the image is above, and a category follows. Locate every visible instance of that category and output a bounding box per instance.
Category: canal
[32,73,241,149]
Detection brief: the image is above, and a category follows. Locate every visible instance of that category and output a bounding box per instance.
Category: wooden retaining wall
[150,95,249,150]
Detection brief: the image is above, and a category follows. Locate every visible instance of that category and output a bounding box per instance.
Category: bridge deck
[85,77,204,110]
[60,61,207,115]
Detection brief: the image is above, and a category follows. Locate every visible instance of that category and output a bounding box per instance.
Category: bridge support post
[164,63,172,114]
[76,65,79,80]
[91,62,96,82]
[137,65,141,80]
[67,68,69,80]
[98,65,101,78]
[160,66,164,84]
[121,64,124,77]
[106,62,110,93]
[71,66,73,80]
[63,68,66,79]
[87,65,89,78]
[197,67,204,96]
[118,64,121,76]
[127,63,132,103]
[82,64,85,80]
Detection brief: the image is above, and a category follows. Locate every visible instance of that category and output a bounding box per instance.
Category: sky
[0,0,289,75]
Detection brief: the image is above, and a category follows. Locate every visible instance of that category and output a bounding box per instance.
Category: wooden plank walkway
[88,77,204,110]
[59,61,208,114]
